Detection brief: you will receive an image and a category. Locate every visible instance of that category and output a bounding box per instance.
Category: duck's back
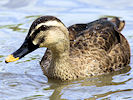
[40,17,130,77]
[69,18,130,76]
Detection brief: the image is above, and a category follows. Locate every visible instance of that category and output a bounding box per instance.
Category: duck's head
[5,16,69,63]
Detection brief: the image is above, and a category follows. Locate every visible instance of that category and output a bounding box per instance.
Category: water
[0,0,133,99]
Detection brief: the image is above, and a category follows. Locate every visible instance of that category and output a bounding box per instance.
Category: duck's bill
[5,55,19,63]
[5,39,39,63]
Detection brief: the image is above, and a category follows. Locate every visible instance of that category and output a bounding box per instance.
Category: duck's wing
[68,24,89,40]
[70,17,130,72]
[68,17,125,40]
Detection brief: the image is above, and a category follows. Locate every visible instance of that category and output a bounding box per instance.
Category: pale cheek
[46,35,58,44]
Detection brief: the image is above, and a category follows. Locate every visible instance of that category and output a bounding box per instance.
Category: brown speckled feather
[40,17,130,78]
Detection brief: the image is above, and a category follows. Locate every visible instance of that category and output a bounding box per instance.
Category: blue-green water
[0,0,133,100]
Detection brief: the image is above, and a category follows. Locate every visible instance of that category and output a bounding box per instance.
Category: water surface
[0,0,133,100]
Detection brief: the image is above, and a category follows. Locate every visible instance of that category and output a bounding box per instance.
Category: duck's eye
[38,25,48,31]
[30,25,48,40]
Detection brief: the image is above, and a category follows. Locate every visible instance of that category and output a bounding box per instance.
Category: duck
[5,16,130,81]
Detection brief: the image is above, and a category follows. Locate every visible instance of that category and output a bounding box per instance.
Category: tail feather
[110,17,125,32]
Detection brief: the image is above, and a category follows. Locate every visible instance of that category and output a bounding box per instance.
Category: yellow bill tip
[5,55,19,63]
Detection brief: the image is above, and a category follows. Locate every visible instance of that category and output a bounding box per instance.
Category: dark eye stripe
[30,25,49,40]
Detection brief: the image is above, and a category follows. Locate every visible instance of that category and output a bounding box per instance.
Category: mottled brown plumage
[40,17,130,80]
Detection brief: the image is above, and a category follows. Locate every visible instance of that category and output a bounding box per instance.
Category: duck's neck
[48,41,76,80]
[51,50,70,69]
